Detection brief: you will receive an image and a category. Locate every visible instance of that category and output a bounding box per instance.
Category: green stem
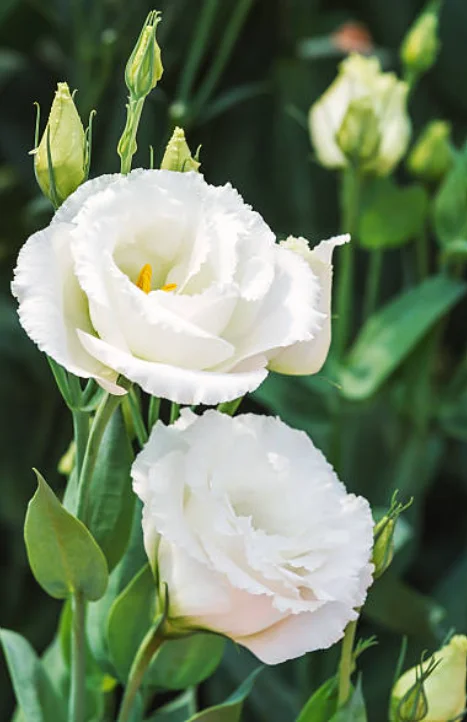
[72,410,89,480]
[189,0,253,121]
[119,96,145,175]
[76,386,128,523]
[176,0,219,104]
[337,618,358,707]
[416,225,429,280]
[363,249,383,321]
[217,396,243,416]
[128,389,148,447]
[68,592,86,722]
[117,626,164,722]
[148,396,161,430]
[335,166,362,359]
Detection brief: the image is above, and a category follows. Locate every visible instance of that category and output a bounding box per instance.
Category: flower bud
[336,98,380,167]
[160,127,200,173]
[33,82,86,206]
[372,493,412,580]
[407,121,453,182]
[391,636,467,722]
[401,1,441,81]
[125,10,163,99]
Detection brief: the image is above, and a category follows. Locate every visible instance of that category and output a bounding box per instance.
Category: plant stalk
[117,626,164,722]
[68,591,86,722]
[337,618,358,707]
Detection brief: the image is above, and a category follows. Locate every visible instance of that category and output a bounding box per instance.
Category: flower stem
[117,626,164,722]
[128,388,148,447]
[169,402,180,424]
[118,96,145,175]
[337,618,358,707]
[68,591,86,722]
[76,384,129,523]
[148,396,161,430]
[335,166,362,359]
[363,249,383,321]
[72,410,89,480]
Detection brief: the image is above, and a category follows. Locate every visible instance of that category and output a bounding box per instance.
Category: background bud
[401,1,441,81]
[391,636,467,722]
[125,10,163,99]
[336,98,380,167]
[372,493,412,579]
[33,82,86,206]
[160,127,200,172]
[407,120,453,182]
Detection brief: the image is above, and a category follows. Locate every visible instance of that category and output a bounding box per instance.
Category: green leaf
[107,563,156,682]
[188,667,263,722]
[434,143,467,247]
[0,628,63,722]
[339,276,467,400]
[364,573,445,644]
[359,178,429,250]
[329,679,367,722]
[85,408,135,571]
[146,688,197,721]
[296,676,338,721]
[24,470,108,601]
[149,633,225,690]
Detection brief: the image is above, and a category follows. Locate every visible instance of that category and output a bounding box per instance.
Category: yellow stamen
[161,283,177,292]
[136,263,152,294]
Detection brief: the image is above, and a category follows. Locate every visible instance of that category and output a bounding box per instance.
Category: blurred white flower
[12,170,344,404]
[309,54,411,175]
[132,409,374,664]
[391,635,467,722]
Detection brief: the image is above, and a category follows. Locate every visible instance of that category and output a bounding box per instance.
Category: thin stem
[217,396,243,416]
[117,626,164,722]
[128,389,148,447]
[72,410,89,480]
[148,396,161,430]
[337,619,358,707]
[335,166,362,359]
[176,0,219,104]
[76,386,128,523]
[169,402,180,425]
[68,592,86,722]
[363,249,383,321]
[119,97,145,175]
[189,0,253,121]
[416,225,429,280]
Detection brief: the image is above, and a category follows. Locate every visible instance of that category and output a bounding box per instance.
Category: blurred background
[2,0,467,719]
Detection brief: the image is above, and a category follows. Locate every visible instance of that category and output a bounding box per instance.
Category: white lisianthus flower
[309,54,411,176]
[132,409,374,665]
[12,170,346,405]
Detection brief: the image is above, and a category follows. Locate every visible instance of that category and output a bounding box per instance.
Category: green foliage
[434,143,467,248]
[296,677,338,721]
[24,470,108,601]
[187,667,262,722]
[339,276,467,400]
[330,680,367,722]
[359,178,428,251]
[146,688,196,721]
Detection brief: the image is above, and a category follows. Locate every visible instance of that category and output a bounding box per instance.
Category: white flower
[309,54,411,175]
[12,170,345,405]
[132,409,374,665]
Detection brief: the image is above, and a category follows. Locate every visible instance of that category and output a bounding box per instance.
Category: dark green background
[1,0,467,719]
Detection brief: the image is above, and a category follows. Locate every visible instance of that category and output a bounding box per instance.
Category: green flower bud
[336,98,380,168]
[407,120,453,182]
[33,82,86,206]
[372,493,412,579]
[391,637,467,722]
[401,1,441,80]
[160,127,200,173]
[125,10,163,100]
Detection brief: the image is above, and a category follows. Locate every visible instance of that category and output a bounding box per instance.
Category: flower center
[136,263,177,293]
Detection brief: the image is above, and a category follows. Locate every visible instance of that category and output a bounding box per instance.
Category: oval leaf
[24,470,108,600]
[0,628,63,722]
[339,276,467,400]
[188,667,262,722]
[330,679,367,722]
[149,633,225,691]
[296,677,338,722]
[146,688,197,721]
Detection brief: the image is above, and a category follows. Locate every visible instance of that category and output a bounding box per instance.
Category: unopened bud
[336,98,380,167]
[160,127,200,173]
[401,1,441,80]
[33,82,86,206]
[407,120,453,182]
[372,492,412,579]
[125,10,163,99]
